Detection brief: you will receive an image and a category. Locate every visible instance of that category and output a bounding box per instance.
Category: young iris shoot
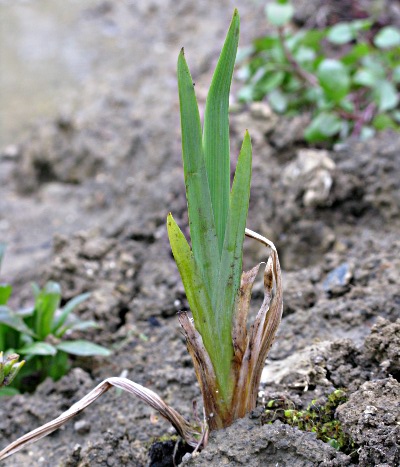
[0,10,283,460]
[168,7,282,430]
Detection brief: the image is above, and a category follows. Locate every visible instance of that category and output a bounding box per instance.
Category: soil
[0,1,399,466]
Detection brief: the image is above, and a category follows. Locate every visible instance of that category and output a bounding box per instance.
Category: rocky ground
[0,1,399,466]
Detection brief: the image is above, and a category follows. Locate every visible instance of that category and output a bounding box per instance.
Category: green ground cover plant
[0,10,283,460]
[261,390,355,454]
[0,244,110,394]
[238,0,400,143]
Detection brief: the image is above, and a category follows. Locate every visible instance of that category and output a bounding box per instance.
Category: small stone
[323,262,354,297]
[74,420,91,435]
[364,405,377,415]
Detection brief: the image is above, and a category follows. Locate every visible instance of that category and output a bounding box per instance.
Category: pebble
[74,420,91,435]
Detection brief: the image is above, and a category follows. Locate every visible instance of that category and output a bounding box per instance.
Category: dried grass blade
[178,312,224,430]
[232,263,261,364]
[0,377,201,461]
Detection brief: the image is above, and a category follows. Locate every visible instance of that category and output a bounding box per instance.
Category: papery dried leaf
[230,229,283,419]
[232,263,261,364]
[178,312,226,430]
[0,377,202,461]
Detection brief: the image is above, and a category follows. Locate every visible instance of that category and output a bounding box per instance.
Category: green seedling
[0,10,282,460]
[0,352,25,394]
[262,390,355,454]
[0,246,110,393]
[238,0,400,143]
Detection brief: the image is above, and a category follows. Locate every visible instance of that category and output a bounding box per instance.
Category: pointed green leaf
[167,213,214,341]
[56,340,111,357]
[213,132,252,396]
[177,49,219,300]
[167,213,230,399]
[203,10,239,254]
[18,342,57,356]
[51,292,90,334]
[56,319,98,338]
[0,284,12,306]
[0,306,35,336]
[34,281,61,340]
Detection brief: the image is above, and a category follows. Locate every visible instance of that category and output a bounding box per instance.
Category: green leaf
[34,281,61,340]
[373,80,399,112]
[302,30,326,50]
[56,319,98,338]
[56,340,111,357]
[51,292,90,334]
[304,112,343,142]
[177,50,220,301]
[372,114,397,130]
[374,26,400,49]
[353,68,378,87]
[167,214,215,347]
[0,387,20,396]
[341,42,370,65]
[214,132,252,396]
[18,342,57,356]
[256,71,284,95]
[0,306,35,336]
[317,59,350,103]
[327,23,354,44]
[293,46,316,64]
[268,89,288,113]
[203,10,239,254]
[265,2,294,26]
[167,214,236,400]
[0,284,12,306]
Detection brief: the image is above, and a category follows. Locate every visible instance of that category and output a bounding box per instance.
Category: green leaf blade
[214,131,252,397]
[177,49,220,300]
[56,340,111,357]
[203,10,240,254]
[0,285,12,306]
[34,282,61,340]
[51,292,91,334]
[167,214,213,339]
[18,342,57,357]
[0,306,35,336]
[167,214,230,398]
[317,59,350,103]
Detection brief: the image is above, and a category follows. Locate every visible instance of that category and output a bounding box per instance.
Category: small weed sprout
[261,390,355,453]
[0,10,283,460]
[0,352,25,392]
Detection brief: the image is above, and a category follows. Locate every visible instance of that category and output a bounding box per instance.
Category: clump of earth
[0,1,399,466]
